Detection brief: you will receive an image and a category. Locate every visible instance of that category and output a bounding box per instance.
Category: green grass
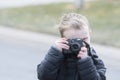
[0,0,120,47]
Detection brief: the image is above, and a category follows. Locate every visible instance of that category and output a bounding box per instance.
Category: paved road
[0,26,120,80]
[0,26,58,80]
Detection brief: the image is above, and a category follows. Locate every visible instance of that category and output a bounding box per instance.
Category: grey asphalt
[0,26,57,80]
[0,26,120,80]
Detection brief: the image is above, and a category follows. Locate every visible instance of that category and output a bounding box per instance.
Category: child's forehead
[63,28,89,39]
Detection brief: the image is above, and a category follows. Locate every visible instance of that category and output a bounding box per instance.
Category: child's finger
[79,51,84,55]
[59,44,69,50]
[81,47,87,52]
[77,53,84,58]
[61,38,67,40]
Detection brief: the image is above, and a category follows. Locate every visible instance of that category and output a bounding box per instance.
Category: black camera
[62,38,84,58]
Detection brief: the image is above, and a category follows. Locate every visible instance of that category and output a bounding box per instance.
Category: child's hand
[55,38,69,51]
[77,47,88,59]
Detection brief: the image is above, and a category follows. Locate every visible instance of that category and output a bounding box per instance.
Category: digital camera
[62,38,84,58]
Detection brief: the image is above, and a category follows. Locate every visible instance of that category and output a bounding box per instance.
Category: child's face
[63,27,90,44]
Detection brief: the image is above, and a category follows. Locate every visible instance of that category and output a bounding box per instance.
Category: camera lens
[71,43,80,52]
[72,44,79,49]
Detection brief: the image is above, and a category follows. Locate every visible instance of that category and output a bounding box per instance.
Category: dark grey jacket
[37,46,106,80]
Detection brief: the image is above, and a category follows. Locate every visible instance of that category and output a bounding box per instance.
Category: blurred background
[0,0,120,80]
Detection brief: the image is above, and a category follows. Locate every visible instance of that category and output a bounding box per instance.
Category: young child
[37,13,106,80]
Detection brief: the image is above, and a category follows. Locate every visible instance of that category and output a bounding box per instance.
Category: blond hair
[58,13,89,37]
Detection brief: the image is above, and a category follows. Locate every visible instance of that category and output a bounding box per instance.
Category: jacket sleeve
[77,48,106,80]
[37,46,64,80]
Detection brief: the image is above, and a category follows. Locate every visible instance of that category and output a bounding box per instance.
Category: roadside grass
[0,0,120,47]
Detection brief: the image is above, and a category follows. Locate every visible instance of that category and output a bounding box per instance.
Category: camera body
[62,38,84,58]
